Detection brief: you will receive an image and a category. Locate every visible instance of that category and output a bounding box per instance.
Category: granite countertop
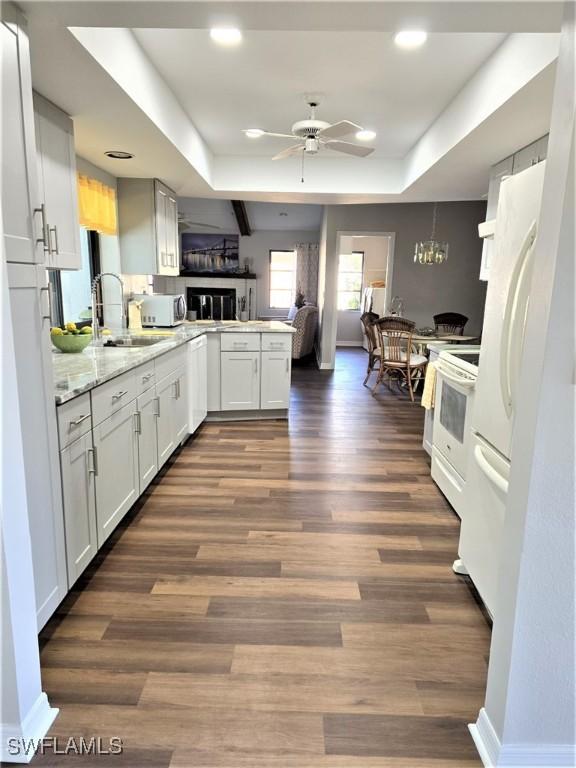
[53,320,295,405]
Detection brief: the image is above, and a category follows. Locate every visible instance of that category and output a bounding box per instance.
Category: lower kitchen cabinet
[173,365,189,443]
[261,351,291,409]
[59,433,97,586]
[93,399,139,547]
[136,386,159,493]
[221,351,261,410]
[188,336,208,432]
[156,372,177,468]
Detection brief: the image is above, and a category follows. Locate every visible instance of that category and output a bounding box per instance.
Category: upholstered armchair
[291,305,319,360]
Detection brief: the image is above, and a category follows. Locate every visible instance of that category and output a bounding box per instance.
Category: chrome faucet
[91,272,126,345]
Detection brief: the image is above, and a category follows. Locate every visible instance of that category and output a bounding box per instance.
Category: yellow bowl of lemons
[51,323,93,353]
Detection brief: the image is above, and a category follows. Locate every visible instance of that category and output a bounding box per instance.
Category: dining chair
[433,312,468,335]
[372,316,428,402]
[360,311,380,385]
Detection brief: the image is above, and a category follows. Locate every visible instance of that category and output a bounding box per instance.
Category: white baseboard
[470,708,576,767]
[1,692,58,764]
[336,340,363,347]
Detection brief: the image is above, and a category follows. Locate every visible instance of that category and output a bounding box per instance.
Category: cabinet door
[165,193,179,273]
[156,373,176,468]
[173,366,189,444]
[60,433,97,586]
[155,183,168,273]
[136,386,159,493]
[1,20,43,264]
[188,338,208,432]
[221,351,260,410]
[261,351,291,409]
[480,156,514,281]
[93,399,139,547]
[33,95,81,270]
[206,334,221,412]
[8,263,67,628]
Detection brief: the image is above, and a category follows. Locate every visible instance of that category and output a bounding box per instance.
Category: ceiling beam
[231,200,251,236]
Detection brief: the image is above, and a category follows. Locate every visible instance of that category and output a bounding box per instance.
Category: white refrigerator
[360,287,387,351]
[457,161,546,617]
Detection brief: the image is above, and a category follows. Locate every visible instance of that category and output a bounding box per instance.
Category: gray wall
[319,200,487,367]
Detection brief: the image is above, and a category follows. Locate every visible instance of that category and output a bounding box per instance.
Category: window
[337,251,364,310]
[269,249,297,308]
[50,228,100,327]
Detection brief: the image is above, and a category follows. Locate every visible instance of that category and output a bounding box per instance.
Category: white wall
[319,200,487,368]
[336,234,391,345]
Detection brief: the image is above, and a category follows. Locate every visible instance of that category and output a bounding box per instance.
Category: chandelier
[414,203,449,265]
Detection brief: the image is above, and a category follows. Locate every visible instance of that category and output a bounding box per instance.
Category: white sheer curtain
[295,242,319,305]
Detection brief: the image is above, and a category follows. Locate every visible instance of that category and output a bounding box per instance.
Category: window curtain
[77,174,117,235]
[295,242,319,305]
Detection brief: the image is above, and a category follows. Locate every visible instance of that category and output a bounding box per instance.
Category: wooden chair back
[433,312,468,335]
[360,311,379,354]
[374,316,415,363]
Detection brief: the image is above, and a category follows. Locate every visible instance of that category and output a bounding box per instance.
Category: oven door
[433,362,475,479]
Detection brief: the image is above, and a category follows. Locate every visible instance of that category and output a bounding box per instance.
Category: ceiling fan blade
[318,120,363,140]
[323,140,374,158]
[272,144,305,160]
[178,218,221,230]
[262,131,298,139]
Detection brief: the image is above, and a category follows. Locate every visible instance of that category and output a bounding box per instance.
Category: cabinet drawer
[135,360,156,395]
[91,369,137,427]
[57,392,92,448]
[221,333,261,352]
[261,333,292,352]
[155,344,187,382]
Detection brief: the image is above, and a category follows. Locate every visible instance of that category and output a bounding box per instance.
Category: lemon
[65,321,77,332]
[51,327,63,336]
[101,328,112,336]
[80,326,93,335]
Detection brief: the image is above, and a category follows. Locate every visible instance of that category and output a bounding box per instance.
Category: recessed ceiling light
[394,30,427,49]
[244,128,265,138]
[356,129,376,141]
[210,28,242,46]
[104,150,134,159]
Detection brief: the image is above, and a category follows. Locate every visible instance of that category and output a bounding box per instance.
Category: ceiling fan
[244,101,375,160]
[178,213,221,231]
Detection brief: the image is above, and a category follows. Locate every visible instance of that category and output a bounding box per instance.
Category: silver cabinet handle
[49,225,59,255]
[142,372,153,382]
[134,411,141,434]
[254,357,258,374]
[70,413,90,427]
[286,358,289,373]
[40,286,52,321]
[88,447,98,476]
[34,204,50,253]
[234,342,248,347]
[176,378,181,399]
[154,396,160,417]
[112,390,128,400]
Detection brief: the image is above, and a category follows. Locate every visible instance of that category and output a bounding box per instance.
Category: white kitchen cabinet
[512,135,548,174]
[1,15,44,265]
[188,336,208,432]
[8,263,67,628]
[261,351,291,409]
[156,372,177,468]
[206,334,221,412]
[136,386,159,493]
[93,399,139,547]
[118,178,179,276]
[173,366,189,443]
[221,351,261,411]
[33,93,81,270]
[60,433,97,586]
[480,156,513,281]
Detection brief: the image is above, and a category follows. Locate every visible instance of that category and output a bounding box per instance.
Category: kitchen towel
[421,361,437,410]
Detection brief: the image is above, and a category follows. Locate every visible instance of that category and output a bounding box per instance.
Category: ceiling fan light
[210,27,242,46]
[394,30,427,49]
[355,129,376,141]
[244,128,265,138]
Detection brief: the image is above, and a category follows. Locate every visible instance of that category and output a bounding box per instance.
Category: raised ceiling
[131,29,506,158]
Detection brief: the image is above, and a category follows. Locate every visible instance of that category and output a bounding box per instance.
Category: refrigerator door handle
[474,444,509,495]
[499,220,537,418]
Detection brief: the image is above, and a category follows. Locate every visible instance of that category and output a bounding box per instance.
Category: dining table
[411,333,479,355]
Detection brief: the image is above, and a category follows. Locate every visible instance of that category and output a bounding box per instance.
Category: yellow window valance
[77,174,117,236]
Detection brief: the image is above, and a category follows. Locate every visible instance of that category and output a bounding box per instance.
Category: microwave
[133,294,186,327]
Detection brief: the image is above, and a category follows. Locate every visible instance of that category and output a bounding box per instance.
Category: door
[173,366,189,444]
[221,351,260,410]
[433,361,475,479]
[1,20,44,264]
[473,162,546,458]
[8,263,67,627]
[156,373,176,468]
[93,399,139,547]
[136,386,159,493]
[458,432,510,618]
[34,94,81,269]
[261,351,291,409]
[188,337,208,433]
[60,433,97,586]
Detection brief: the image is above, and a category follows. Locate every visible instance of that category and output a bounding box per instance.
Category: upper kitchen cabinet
[33,93,81,269]
[117,178,180,276]
[1,12,44,265]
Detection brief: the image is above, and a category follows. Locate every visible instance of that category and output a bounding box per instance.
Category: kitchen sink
[103,337,170,348]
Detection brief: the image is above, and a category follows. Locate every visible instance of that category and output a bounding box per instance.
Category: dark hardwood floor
[38,348,490,767]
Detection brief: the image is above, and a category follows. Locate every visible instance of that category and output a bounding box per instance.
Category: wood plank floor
[38,349,490,767]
